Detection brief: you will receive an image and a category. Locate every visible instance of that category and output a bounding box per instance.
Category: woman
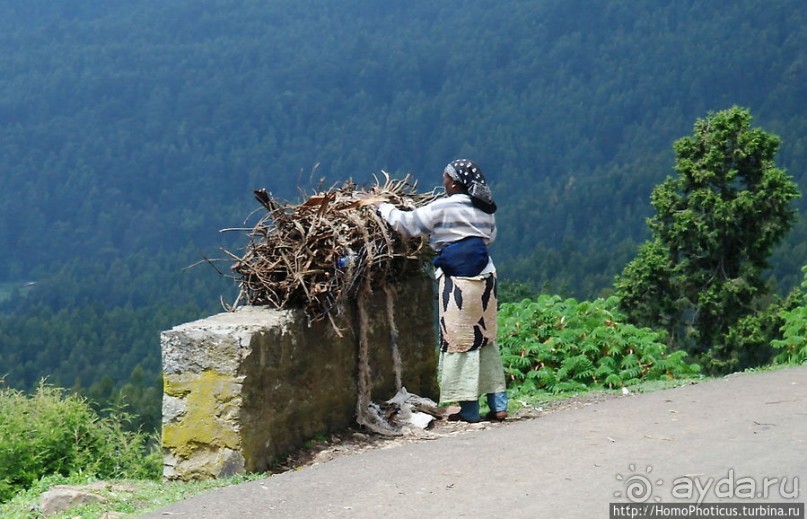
[373,159,508,422]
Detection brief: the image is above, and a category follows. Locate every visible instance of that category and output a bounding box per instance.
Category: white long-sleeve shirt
[378,194,497,275]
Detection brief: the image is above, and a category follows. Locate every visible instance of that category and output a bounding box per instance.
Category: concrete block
[160,274,437,480]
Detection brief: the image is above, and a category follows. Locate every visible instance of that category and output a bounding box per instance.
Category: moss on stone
[162,370,243,458]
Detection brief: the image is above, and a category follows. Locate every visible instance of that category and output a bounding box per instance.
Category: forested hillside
[1,0,806,430]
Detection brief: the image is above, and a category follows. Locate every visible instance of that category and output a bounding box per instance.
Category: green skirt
[437,344,507,402]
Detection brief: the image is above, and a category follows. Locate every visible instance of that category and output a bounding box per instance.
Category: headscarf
[444,159,497,214]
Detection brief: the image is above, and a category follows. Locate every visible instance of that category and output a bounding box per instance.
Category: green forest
[1,0,807,431]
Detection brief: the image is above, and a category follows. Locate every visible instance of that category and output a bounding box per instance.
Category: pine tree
[616,107,800,371]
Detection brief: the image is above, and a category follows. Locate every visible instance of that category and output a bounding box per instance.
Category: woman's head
[443,171,467,195]
[443,159,497,214]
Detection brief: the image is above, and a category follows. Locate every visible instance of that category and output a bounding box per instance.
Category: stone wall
[160,274,437,480]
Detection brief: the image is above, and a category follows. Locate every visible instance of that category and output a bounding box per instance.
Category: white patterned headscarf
[444,159,497,214]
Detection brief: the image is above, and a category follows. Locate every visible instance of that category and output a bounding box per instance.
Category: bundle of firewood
[225,174,439,323]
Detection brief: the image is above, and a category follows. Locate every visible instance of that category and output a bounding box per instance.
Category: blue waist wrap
[432,236,489,277]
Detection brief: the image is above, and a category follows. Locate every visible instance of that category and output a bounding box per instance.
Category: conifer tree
[616,107,800,371]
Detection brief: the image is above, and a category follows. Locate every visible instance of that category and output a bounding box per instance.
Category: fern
[498,294,701,395]
[771,266,807,365]
[604,373,623,389]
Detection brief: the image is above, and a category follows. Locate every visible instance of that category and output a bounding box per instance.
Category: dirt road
[142,365,807,518]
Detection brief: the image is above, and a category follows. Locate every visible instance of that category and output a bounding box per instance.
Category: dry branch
[224,174,439,324]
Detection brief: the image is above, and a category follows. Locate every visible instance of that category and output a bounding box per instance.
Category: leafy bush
[714,307,780,373]
[772,305,807,364]
[0,382,162,503]
[498,295,701,394]
[772,266,807,365]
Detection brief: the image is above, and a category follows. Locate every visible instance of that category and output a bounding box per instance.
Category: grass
[0,473,266,519]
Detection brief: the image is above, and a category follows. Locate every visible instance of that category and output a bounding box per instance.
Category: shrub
[772,266,807,365]
[0,382,161,502]
[498,295,701,394]
[772,305,807,364]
